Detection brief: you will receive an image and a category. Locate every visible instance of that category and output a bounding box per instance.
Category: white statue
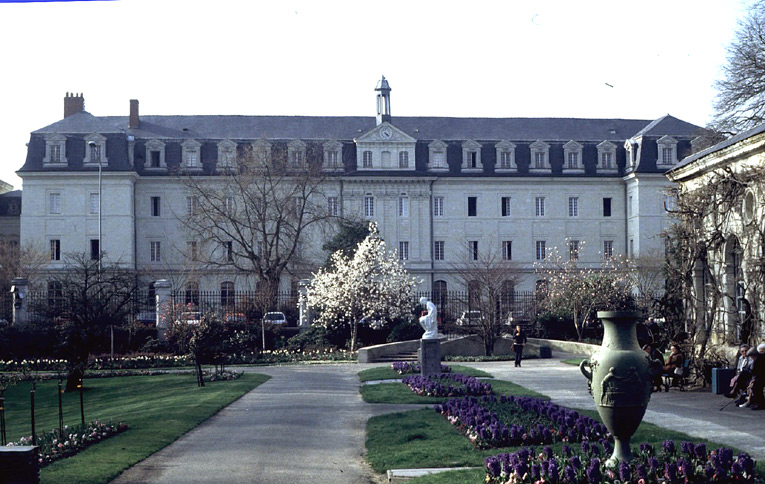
[418,297,438,339]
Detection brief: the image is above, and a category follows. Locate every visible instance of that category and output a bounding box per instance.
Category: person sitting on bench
[662,344,684,390]
[726,344,753,404]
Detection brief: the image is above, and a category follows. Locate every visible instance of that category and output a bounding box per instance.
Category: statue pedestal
[420,339,441,376]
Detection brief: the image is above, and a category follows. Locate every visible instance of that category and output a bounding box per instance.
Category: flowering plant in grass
[485,441,757,484]
[403,373,492,398]
[7,420,128,467]
[391,362,451,374]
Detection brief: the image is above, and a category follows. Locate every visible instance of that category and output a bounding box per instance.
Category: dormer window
[250,139,272,165]
[362,150,373,168]
[288,139,306,168]
[428,140,448,172]
[657,135,678,165]
[84,133,107,166]
[145,140,166,170]
[530,140,550,171]
[398,151,409,168]
[563,141,583,172]
[217,140,237,173]
[597,140,617,172]
[495,140,516,172]
[44,134,67,165]
[323,140,343,171]
[182,139,202,171]
[462,140,482,172]
[624,140,637,171]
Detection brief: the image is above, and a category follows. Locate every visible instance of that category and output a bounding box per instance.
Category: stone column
[298,279,312,333]
[154,280,172,341]
[420,339,441,376]
[10,278,29,326]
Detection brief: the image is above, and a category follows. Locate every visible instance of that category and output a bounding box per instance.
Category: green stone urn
[579,311,651,467]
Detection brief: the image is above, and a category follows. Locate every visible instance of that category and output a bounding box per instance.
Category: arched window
[468,280,481,308]
[221,281,235,307]
[433,280,448,307]
[47,281,63,308]
[185,281,200,306]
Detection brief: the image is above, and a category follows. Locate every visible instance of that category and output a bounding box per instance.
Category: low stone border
[387,467,480,483]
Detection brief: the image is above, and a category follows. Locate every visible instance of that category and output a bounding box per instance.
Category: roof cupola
[375,76,391,126]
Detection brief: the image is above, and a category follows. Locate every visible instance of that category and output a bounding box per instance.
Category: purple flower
[569,455,581,470]
[618,460,631,481]
[563,465,576,483]
[531,463,541,480]
[485,456,501,478]
[648,457,659,471]
[664,462,677,481]
[694,443,706,459]
[662,440,675,455]
[561,444,572,457]
[680,440,694,456]
[543,445,553,459]
[586,459,602,484]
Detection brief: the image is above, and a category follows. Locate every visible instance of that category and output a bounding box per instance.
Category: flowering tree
[306,224,420,351]
[536,242,636,341]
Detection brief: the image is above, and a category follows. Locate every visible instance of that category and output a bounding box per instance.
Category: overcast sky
[0,0,750,189]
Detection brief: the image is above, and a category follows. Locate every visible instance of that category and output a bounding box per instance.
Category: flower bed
[391,361,451,374]
[435,395,609,449]
[7,420,128,467]
[485,440,757,484]
[403,373,492,398]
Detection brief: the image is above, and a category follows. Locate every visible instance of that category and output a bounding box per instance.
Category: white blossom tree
[306,224,420,351]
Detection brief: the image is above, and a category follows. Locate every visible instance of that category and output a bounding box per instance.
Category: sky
[0,0,751,190]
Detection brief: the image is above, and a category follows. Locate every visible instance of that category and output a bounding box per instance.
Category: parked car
[224,312,248,324]
[177,311,201,325]
[457,310,484,326]
[263,311,288,326]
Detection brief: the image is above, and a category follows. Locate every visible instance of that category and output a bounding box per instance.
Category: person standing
[512,325,527,368]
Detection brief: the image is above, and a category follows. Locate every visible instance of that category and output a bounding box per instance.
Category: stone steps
[373,351,418,363]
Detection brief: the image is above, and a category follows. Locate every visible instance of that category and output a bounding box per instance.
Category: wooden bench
[662,358,690,391]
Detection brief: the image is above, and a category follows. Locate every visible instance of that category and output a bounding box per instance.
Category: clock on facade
[379,126,393,139]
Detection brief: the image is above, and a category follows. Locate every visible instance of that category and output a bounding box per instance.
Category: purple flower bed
[391,362,451,374]
[434,395,609,449]
[485,441,757,483]
[402,373,492,398]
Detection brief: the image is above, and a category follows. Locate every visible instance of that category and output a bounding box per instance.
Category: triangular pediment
[355,122,416,143]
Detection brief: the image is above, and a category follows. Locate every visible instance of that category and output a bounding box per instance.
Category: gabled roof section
[34,111,125,134]
[671,122,765,172]
[632,115,700,138]
[355,122,416,143]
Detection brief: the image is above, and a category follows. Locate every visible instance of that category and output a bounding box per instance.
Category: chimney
[129,99,140,129]
[63,92,84,118]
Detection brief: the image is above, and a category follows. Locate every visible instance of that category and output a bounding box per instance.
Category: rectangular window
[225,241,233,261]
[90,239,100,261]
[502,240,512,260]
[467,196,477,217]
[89,193,99,215]
[50,145,61,163]
[603,240,614,259]
[398,151,409,168]
[398,196,409,217]
[187,241,198,261]
[50,239,60,261]
[433,197,444,217]
[187,196,200,216]
[536,240,546,261]
[186,152,198,168]
[603,197,612,217]
[500,151,512,168]
[150,150,161,168]
[467,151,477,168]
[150,241,161,262]
[469,240,479,260]
[432,152,445,168]
[398,241,409,261]
[535,152,545,168]
[568,197,579,217]
[363,195,374,217]
[535,197,545,217]
[363,151,373,168]
[151,196,161,217]
[291,151,303,166]
[327,196,338,217]
[602,152,612,169]
[90,144,102,164]
[662,147,673,164]
[224,196,235,216]
[568,152,578,169]
[569,240,580,261]
[434,240,444,261]
[501,197,511,217]
[49,193,61,214]
[327,151,338,168]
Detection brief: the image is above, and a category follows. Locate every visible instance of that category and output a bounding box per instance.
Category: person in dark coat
[741,343,765,410]
[512,325,527,368]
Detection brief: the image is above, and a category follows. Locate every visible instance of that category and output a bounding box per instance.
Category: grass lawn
[360,377,545,404]
[357,365,492,382]
[3,373,269,484]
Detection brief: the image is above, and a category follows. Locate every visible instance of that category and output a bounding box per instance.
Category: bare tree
[630,250,667,313]
[451,243,523,356]
[712,1,765,135]
[0,242,47,292]
[180,141,334,306]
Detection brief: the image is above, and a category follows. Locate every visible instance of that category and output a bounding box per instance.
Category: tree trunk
[574,309,583,341]
[195,360,205,387]
[65,368,83,393]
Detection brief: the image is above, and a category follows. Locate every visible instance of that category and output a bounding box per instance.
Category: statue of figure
[419,297,438,339]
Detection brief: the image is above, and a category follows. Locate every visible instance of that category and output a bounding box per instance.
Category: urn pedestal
[580,311,651,467]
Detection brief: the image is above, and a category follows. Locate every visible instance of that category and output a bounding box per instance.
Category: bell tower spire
[375,75,391,126]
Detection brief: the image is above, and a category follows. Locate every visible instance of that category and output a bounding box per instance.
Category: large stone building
[19,79,701,296]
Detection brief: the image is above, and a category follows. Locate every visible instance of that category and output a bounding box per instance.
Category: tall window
[90,143,102,164]
[50,239,61,261]
[433,197,444,217]
[363,151,373,168]
[466,151,478,169]
[150,150,161,168]
[467,196,477,217]
[662,147,673,164]
[601,152,613,169]
[186,151,198,168]
[151,196,161,217]
[568,197,579,217]
[434,240,444,261]
[290,150,303,167]
[327,196,338,217]
[50,144,61,163]
[89,193,99,215]
[536,240,546,261]
[569,240,580,261]
[469,240,479,260]
[603,240,614,259]
[187,241,198,261]
[90,239,100,261]
[398,151,409,168]
[150,241,161,262]
[224,196,235,216]
[535,197,545,217]
[363,195,374,217]
[500,151,512,168]
[185,281,199,306]
[220,281,235,307]
[535,152,545,168]
[603,197,611,217]
[567,152,578,169]
[187,196,200,216]
[398,241,409,261]
[501,197,511,217]
[49,193,61,214]
[433,280,447,307]
[47,281,63,308]
[326,150,339,168]
[224,241,233,261]
[502,240,512,260]
[398,196,409,217]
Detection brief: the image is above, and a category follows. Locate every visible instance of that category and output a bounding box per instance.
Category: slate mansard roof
[21,110,703,176]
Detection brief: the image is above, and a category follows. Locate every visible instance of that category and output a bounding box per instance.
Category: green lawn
[2,373,269,484]
[357,365,492,382]
[360,377,544,404]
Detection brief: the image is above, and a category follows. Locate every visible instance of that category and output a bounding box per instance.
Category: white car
[457,311,483,326]
[263,311,288,326]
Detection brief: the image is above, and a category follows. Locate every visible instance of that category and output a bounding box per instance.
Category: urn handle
[579,359,593,382]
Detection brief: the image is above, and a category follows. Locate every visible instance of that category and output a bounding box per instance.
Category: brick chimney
[64,92,84,118]
[129,99,140,129]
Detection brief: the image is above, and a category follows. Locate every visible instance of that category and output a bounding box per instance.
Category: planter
[580,311,650,467]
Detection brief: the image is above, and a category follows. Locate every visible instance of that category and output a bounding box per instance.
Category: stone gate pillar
[10,277,29,326]
[154,280,172,341]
